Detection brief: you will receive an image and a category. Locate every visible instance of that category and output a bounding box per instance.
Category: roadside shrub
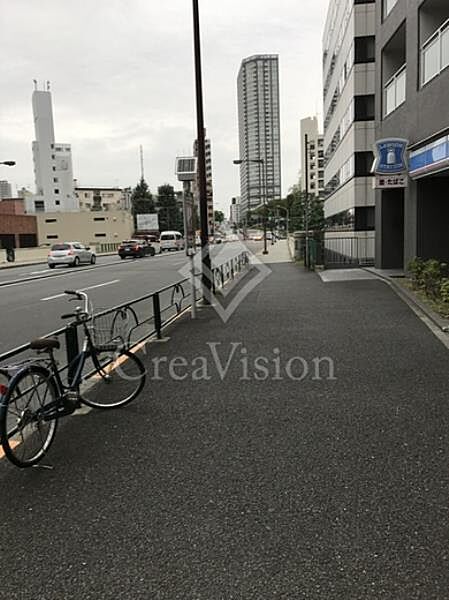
[440,278,449,304]
[408,257,425,289]
[421,259,444,299]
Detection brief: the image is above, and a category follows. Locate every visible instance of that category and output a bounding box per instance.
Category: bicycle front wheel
[0,365,58,468]
[80,348,145,409]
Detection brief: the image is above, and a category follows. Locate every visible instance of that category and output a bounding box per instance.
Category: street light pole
[192,0,211,302]
[234,157,268,254]
[275,205,289,238]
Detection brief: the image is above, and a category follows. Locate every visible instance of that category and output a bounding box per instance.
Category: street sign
[136,213,159,230]
[373,174,408,189]
[373,138,408,175]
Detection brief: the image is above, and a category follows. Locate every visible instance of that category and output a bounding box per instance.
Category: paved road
[0,256,448,598]
[0,242,260,354]
[0,253,122,284]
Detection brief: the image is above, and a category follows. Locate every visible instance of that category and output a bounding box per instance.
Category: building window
[53,177,58,183]
[55,200,60,206]
[93,217,106,221]
[34,200,45,212]
[383,0,398,19]
[54,189,59,194]
[354,36,375,64]
[421,19,449,86]
[45,218,57,223]
[47,234,58,239]
[355,95,375,120]
[94,233,107,237]
[355,152,375,177]
[384,65,406,116]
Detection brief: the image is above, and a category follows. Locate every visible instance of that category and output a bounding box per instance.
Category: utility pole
[192,0,211,301]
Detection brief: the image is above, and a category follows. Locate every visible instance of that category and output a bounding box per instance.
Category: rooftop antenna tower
[139,145,145,181]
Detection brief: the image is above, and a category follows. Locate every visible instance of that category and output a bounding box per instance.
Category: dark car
[118,239,155,259]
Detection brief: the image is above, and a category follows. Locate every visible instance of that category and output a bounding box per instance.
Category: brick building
[0,199,37,248]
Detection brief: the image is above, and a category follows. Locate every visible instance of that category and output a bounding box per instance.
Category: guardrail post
[65,325,79,385]
[153,293,162,339]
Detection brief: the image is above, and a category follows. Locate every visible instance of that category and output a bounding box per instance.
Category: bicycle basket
[91,308,136,350]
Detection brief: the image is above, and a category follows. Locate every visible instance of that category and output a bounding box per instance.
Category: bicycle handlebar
[64,290,89,315]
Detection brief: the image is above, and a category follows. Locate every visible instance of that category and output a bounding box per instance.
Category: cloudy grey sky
[0,0,328,212]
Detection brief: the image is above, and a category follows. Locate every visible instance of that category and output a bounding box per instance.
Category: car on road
[118,239,156,259]
[160,231,185,252]
[48,242,96,269]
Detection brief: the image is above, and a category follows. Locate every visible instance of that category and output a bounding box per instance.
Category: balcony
[421,18,449,86]
[384,64,406,117]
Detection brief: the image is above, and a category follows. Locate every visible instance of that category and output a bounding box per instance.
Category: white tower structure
[27,85,78,213]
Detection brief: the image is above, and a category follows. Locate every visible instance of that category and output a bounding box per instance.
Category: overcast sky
[0,0,328,213]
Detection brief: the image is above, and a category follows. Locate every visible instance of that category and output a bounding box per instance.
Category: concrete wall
[36,210,133,247]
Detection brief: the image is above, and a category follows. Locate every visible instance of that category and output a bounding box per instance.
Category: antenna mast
[139,145,144,181]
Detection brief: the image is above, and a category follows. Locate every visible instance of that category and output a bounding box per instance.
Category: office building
[237,54,281,218]
[0,181,12,199]
[27,85,78,213]
[193,132,214,233]
[300,117,325,199]
[322,0,376,263]
[375,0,449,269]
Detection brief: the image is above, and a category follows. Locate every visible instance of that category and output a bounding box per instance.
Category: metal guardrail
[0,251,250,380]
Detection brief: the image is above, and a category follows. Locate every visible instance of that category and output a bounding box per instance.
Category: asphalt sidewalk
[1,241,449,599]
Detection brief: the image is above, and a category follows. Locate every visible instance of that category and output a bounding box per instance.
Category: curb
[362,268,449,333]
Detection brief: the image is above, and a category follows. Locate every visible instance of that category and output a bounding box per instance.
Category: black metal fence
[0,251,249,382]
[323,236,375,268]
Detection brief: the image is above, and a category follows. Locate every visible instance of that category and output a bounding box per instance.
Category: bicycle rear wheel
[0,365,58,468]
[79,348,145,409]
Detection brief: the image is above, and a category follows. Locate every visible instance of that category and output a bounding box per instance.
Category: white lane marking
[30,269,51,275]
[40,279,120,301]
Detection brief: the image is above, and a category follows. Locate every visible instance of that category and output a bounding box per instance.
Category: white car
[47,242,96,268]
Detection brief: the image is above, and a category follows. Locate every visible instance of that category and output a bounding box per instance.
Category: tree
[156,184,183,233]
[272,184,324,233]
[214,210,224,224]
[131,178,154,229]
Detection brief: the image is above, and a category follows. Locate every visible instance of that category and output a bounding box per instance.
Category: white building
[237,54,281,218]
[193,132,214,233]
[229,196,241,225]
[0,180,12,199]
[75,186,130,211]
[300,117,325,199]
[27,87,78,213]
[322,0,376,263]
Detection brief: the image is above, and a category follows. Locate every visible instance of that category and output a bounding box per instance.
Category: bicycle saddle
[30,338,60,351]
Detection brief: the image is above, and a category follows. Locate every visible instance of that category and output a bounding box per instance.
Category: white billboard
[136,213,159,230]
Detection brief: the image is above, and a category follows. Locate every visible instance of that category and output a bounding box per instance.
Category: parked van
[159,231,185,252]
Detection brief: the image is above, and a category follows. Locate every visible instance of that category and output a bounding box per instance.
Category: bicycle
[0,290,146,468]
